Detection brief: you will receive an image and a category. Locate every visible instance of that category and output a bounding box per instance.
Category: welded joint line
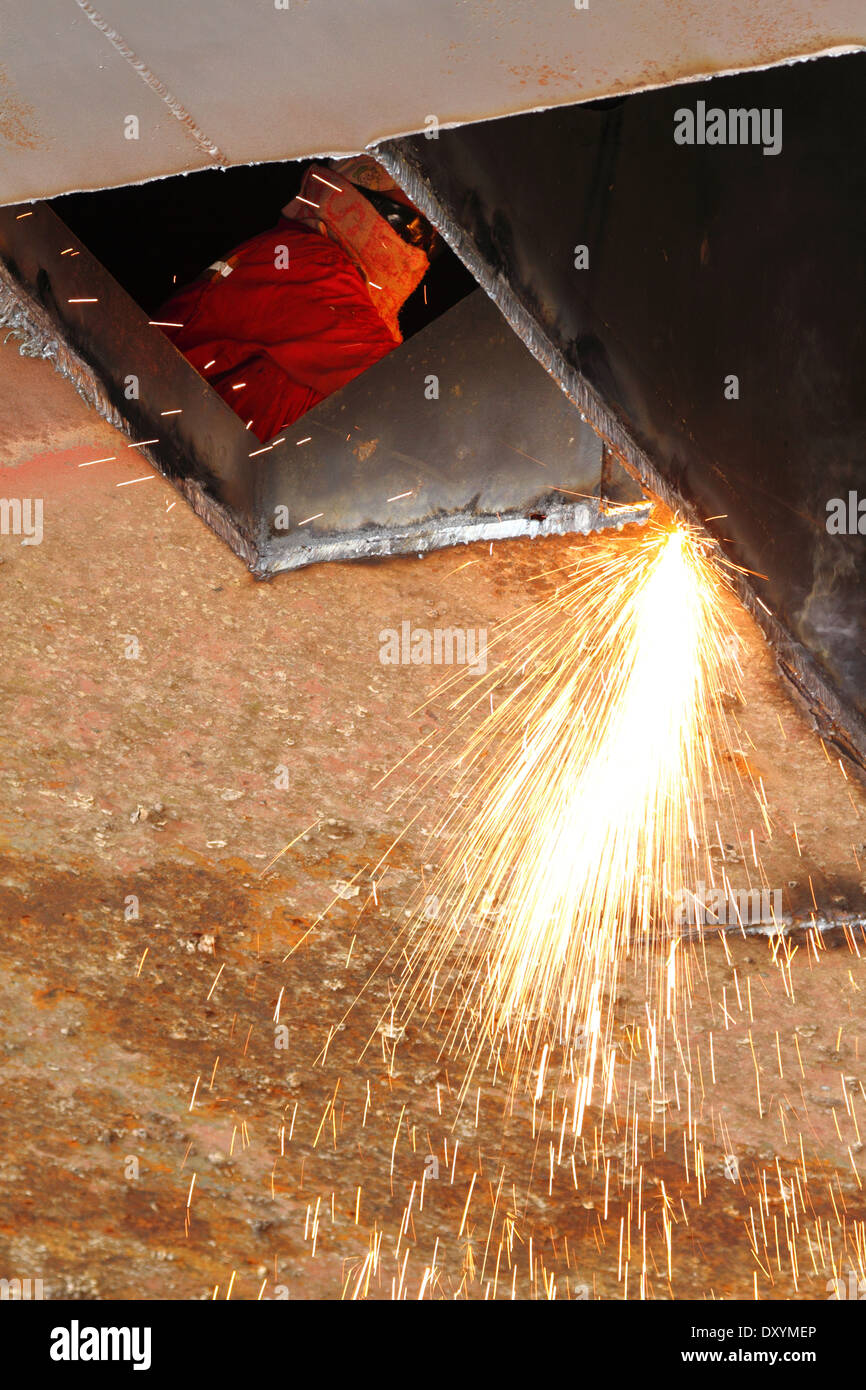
[74,0,227,162]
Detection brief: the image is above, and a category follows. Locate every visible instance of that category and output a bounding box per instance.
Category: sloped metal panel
[255,289,647,574]
[377,53,866,762]
[0,0,863,206]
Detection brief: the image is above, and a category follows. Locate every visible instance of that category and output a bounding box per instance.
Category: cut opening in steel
[0,156,650,579]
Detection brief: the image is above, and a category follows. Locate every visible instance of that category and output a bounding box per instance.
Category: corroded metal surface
[1,344,866,1299]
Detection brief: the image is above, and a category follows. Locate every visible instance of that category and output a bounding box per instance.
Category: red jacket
[158,218,400,442]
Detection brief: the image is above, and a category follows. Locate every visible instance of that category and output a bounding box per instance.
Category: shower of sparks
[376,521,754,1112]
[102,512,865,1300]
[175,514,862,1301]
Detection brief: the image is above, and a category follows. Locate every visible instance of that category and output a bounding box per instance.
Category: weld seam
[74,0,227,163]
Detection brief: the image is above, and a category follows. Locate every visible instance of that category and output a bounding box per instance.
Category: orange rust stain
[31,985,78,1007]
[0,65,43,152]
[724,750,762,779]
[353,438,379,463]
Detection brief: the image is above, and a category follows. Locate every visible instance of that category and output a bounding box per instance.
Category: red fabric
[283,165,429,340]
[157,218,401,442]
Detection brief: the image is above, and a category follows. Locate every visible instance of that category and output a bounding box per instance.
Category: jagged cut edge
[373,139,866,771]
[0,258,260,569]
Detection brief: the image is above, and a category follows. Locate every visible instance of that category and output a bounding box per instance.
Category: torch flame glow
[383,522,745,1113]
